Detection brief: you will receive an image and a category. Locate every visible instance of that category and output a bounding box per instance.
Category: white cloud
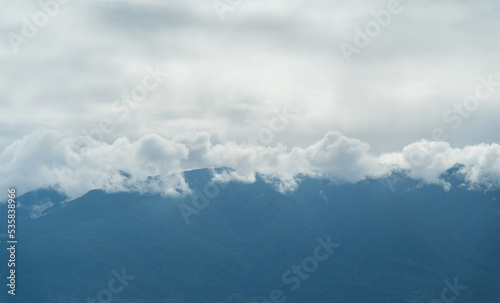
[29,200,55,219]
[380,140,500,189]
[0,129,191,200]
[2,128,500,200]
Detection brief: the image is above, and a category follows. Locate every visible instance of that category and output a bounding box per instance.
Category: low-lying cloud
[2,128,500,201]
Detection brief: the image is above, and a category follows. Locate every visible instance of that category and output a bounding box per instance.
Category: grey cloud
[1,0,499,198]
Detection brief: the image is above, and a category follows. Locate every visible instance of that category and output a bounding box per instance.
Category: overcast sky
[1,0,500,199]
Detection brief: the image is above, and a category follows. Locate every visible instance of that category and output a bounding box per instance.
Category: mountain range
[1,167,499,303]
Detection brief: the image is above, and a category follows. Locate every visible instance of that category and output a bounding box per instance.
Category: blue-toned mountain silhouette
[1,168,499,303]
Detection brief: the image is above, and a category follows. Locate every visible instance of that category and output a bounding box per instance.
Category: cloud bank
[2,128,500,201]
